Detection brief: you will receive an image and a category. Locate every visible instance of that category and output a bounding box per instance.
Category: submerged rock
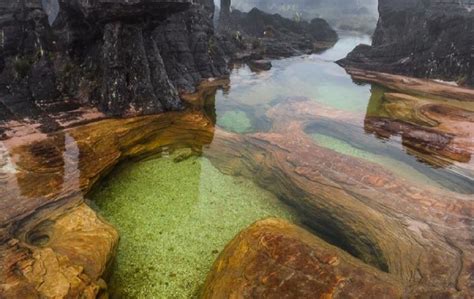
[0,111,215,297]
[206,98,473,297]
[338,0,474,86]
[202,218,404,298]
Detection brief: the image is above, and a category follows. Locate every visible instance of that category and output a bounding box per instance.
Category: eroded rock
[204,98,473,297]
[202,218,404,299]
[218,8,338,61]
[0,111,215,297]
[248,59,272,72]
[338,0,474,86]
[0,203,117,298]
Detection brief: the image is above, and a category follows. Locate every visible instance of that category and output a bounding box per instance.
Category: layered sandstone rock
[0,111,215,297]
[1,204,118,298]
[204,98,473,297]
[341,68,474,178]
[338,0,474,86]
[0,91,472,297]
[202,219,404,299]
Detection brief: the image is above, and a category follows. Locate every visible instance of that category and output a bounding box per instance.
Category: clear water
[213,34,373,134]
[93,154,298,298]
[91,32,473,298]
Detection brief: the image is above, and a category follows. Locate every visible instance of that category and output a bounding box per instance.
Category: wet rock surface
[338,0,474,86]
[205,98,473,297]
[1,203,117,298]
[248,59,272,72]
[0,71,473,296]
[202,218,404,299]
[0,111,215,297]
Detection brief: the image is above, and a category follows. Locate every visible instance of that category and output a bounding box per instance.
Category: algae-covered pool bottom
[91,152,298,298]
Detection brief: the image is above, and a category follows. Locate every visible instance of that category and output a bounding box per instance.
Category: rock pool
[92,154,298,298]
[89,32,473,297]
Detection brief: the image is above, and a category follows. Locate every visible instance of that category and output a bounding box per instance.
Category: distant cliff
[229,0,379,34]
[338,0,474,86]
[218,8,338,60]
[0,0,228,130]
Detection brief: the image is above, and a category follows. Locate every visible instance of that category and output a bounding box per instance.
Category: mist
[220,0,379,34]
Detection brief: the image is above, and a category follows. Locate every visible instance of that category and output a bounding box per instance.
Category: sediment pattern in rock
[343,68,474,179]
[0,111,215,297]
[1,73,473,297]
[1,203,117,298]
[204,98,473,297]
[338,0,474,86]
[202,219,404,299]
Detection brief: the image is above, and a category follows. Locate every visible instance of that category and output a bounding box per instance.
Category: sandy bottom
[91,152,298,298]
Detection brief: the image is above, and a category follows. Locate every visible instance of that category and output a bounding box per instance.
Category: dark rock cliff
[338,0,474,86]
[0,0,228,131]
[219,8,338,60]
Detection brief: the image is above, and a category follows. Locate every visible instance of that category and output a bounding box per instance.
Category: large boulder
[338,0,474,86]
[202,219,404,298]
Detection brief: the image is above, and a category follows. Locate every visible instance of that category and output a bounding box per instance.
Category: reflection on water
[0,132,85,226]
[209,33,472,193]
[88,32,473,297]
[214,33,373,131]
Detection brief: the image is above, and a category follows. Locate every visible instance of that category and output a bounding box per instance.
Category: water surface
[92,32,473,298]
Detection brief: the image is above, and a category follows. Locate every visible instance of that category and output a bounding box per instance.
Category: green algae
[216,110,252,133]
[311,133,442,188]
[91,153,298,298]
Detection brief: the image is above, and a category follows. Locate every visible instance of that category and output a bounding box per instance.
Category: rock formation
[0,0,228,131]
[0,111,215,297]
[218,8,338,61]
[338,0,474,86]
[204,98,473,297]
[231,0,379,34]
[202,219,404,298]
[1,72,473,296]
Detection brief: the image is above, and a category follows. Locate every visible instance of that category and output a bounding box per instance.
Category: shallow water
[93,154,298,298]
[91,32,473,297]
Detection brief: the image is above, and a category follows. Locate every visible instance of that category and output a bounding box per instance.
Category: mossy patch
[91,154,297,298]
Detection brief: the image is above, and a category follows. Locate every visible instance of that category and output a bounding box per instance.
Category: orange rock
[202,219,404,299]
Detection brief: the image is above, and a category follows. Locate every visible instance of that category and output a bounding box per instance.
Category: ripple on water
[91,153,298,298]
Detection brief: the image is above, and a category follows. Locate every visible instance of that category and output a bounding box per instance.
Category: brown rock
[343,68,474,102]
[0,111,215,297]
[202,218,404,299]
[205,99,473,297]
[1,203,116,298]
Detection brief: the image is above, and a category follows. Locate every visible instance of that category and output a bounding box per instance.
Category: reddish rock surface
[202,219,404,299]
[205,98,473,297]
